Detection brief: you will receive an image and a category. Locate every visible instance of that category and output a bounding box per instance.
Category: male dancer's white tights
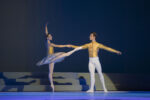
[88,57,107,92]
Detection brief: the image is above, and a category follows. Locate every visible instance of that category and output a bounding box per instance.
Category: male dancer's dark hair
[91,32,97,38]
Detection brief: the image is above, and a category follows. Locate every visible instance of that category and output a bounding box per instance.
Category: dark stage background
[0,0,149,73]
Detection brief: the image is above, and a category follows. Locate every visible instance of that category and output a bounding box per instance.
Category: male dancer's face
[89,34,95,41]
[47,34,53,40]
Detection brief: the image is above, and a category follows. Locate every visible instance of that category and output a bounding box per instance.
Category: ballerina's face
[47,34,53,40]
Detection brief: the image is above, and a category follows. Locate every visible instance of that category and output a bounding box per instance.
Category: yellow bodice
[48,46,54,55]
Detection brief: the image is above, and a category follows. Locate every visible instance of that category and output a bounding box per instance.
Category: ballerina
[37,23,69,92]
[37,23,81,92]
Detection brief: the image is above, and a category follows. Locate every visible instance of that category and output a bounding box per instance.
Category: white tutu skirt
[36,52,66,66]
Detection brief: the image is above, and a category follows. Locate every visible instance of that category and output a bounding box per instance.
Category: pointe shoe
[86,89,94,93]
[104,89,108,93]
[75,47,82,51]
[51,85,55,92]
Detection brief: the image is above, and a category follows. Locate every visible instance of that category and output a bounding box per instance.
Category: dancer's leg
[49,63,55,92]
[87,59,95,93]
[65,47,82,56]
[51,47,82,63]
[94,58,107,92]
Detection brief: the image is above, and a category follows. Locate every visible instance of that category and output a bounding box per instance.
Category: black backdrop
[0,0,149,73]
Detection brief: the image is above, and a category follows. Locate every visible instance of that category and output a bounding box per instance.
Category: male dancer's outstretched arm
[68,44,88,49]
[69,45,79,48]
[98,44,122,55]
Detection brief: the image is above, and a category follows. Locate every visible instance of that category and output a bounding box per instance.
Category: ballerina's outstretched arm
[49,43,69,48]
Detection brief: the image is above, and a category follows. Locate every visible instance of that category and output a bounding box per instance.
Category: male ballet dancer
[69,32,122,93]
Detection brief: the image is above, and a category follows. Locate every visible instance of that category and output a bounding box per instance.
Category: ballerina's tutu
[36,52,66,66]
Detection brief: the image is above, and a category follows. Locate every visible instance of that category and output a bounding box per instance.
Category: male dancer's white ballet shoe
[86,89,94,93]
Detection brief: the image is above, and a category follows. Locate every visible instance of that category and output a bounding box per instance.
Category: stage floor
[0,91,150,100]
